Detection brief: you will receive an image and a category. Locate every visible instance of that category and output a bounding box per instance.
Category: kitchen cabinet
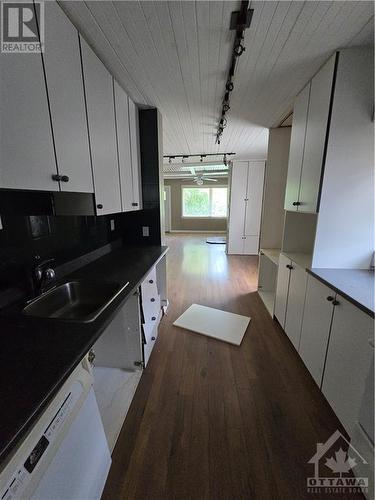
[274,253,292,327]
[129,98,142,210]
[284,262,308,350]
[284,84,310,211]
[80,36,122,215]
[227,161,265,255]
[0,47,57,191]
[298,276,335,386]
[41,2,93,193]
[113,79,133,212]
[140,266,162,366]
[322,294,373,436]
[285,54,336,213]
[299,55,336,212]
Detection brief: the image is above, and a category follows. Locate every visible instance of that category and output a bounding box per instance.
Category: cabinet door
[129,98,142,210]
[284,264,308,349]
[42,2,93,193]
[80,36,122,215]
[113,80,133,212]
[299,54,336,212]
[274,254,291,327]
[322,295,373,435]
[0,41,56,190]
[299,276,335,386]
[284,84,310,211]
[227,162,247,254]
[244,161,265,237]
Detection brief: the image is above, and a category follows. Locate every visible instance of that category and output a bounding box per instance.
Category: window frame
[181,184,228,219]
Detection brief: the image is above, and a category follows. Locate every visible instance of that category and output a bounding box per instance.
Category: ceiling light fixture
[215,1,253,145]
[163,152,235,162]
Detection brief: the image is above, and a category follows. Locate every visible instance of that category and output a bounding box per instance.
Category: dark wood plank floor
[102,234,360,500]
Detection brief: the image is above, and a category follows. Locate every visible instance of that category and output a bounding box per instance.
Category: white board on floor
[173,304,250,346]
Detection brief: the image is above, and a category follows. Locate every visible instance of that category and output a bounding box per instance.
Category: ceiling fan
[180,174,218,186]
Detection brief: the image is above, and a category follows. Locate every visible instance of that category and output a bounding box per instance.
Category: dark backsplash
[0,204,161,305]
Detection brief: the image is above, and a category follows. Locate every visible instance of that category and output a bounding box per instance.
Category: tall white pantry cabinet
[227,161,265,255]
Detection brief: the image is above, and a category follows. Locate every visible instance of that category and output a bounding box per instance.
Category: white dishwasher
[0,356,111,500]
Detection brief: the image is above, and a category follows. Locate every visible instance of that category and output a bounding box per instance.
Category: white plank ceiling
[60,0,374,160]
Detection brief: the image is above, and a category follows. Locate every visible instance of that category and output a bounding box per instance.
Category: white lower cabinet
[274,253,291,327]
[140,266,162,366]
[321,295,374,436]
[284,263,308,350]
[298,276,335,387]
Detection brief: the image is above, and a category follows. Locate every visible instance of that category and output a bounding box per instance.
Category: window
[182,186,227,218]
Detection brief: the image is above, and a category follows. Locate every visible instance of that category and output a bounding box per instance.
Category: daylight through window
[182,186,228,218]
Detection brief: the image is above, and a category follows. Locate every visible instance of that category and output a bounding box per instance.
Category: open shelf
[281,252,312,270]
[260,248,281,266]
[258,290,275,316]
[93,367,141,452]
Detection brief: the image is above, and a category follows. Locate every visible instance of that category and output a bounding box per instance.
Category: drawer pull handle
[286,264,293,270]
[332,300,340,306]
[151,298,155,302]
[97,204,103,209]
[151,336,156,341]
[292,201,301,206]
[149,279,154,284]
[151,316,156,321]
[132,202,139,207]
[326,296,334,302]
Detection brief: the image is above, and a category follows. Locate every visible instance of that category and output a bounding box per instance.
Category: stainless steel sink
[23,280,129,322]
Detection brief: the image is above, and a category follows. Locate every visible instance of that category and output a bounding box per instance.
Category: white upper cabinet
[285,53,336,213]
[0,37,56,190]
[299,55,336,213]
[128,98,142,210]
[322,295,373,436]
[42,2,93,193]
[298,276,335,387]
[284,84,310,211]
[80,36,122,215]
[113,79,133,212]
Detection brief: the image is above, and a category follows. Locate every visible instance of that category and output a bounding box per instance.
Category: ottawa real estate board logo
[307,430,369,495]
[1,2,44,53]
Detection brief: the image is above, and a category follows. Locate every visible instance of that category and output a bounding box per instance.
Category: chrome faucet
[32,255,56,296]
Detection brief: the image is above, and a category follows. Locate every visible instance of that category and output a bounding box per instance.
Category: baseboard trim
[168,230,227,234]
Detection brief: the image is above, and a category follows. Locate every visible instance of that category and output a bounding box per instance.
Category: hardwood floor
[103,234,360,500]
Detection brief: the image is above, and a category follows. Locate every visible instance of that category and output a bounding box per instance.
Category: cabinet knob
[97,204,103,209]
[151,316,156,321]
[60,175,69,182]
[132,202,139,207]
[286,264,294,270]
[292,201,301,206]
[149,279,154,284]
[326,296,334,302]
[151,336,156,341]
[151,298,155,302]
[52,174,61,181]
[332,300,340,306]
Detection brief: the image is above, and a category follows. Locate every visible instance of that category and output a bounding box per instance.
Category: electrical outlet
[110,219,115,231]
[142,226,150,237]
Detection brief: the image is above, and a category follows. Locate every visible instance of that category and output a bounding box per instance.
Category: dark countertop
[0,244,168,465]
[307,268,374,318]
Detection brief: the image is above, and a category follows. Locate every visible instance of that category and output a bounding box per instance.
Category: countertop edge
[306,268,374,319]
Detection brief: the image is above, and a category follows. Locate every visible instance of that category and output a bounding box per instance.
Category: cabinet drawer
[141,268,158,298]
[143,321,158,367]
[141,293,161,325]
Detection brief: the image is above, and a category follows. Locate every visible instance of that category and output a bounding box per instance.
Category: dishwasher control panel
[1,381,83,500]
